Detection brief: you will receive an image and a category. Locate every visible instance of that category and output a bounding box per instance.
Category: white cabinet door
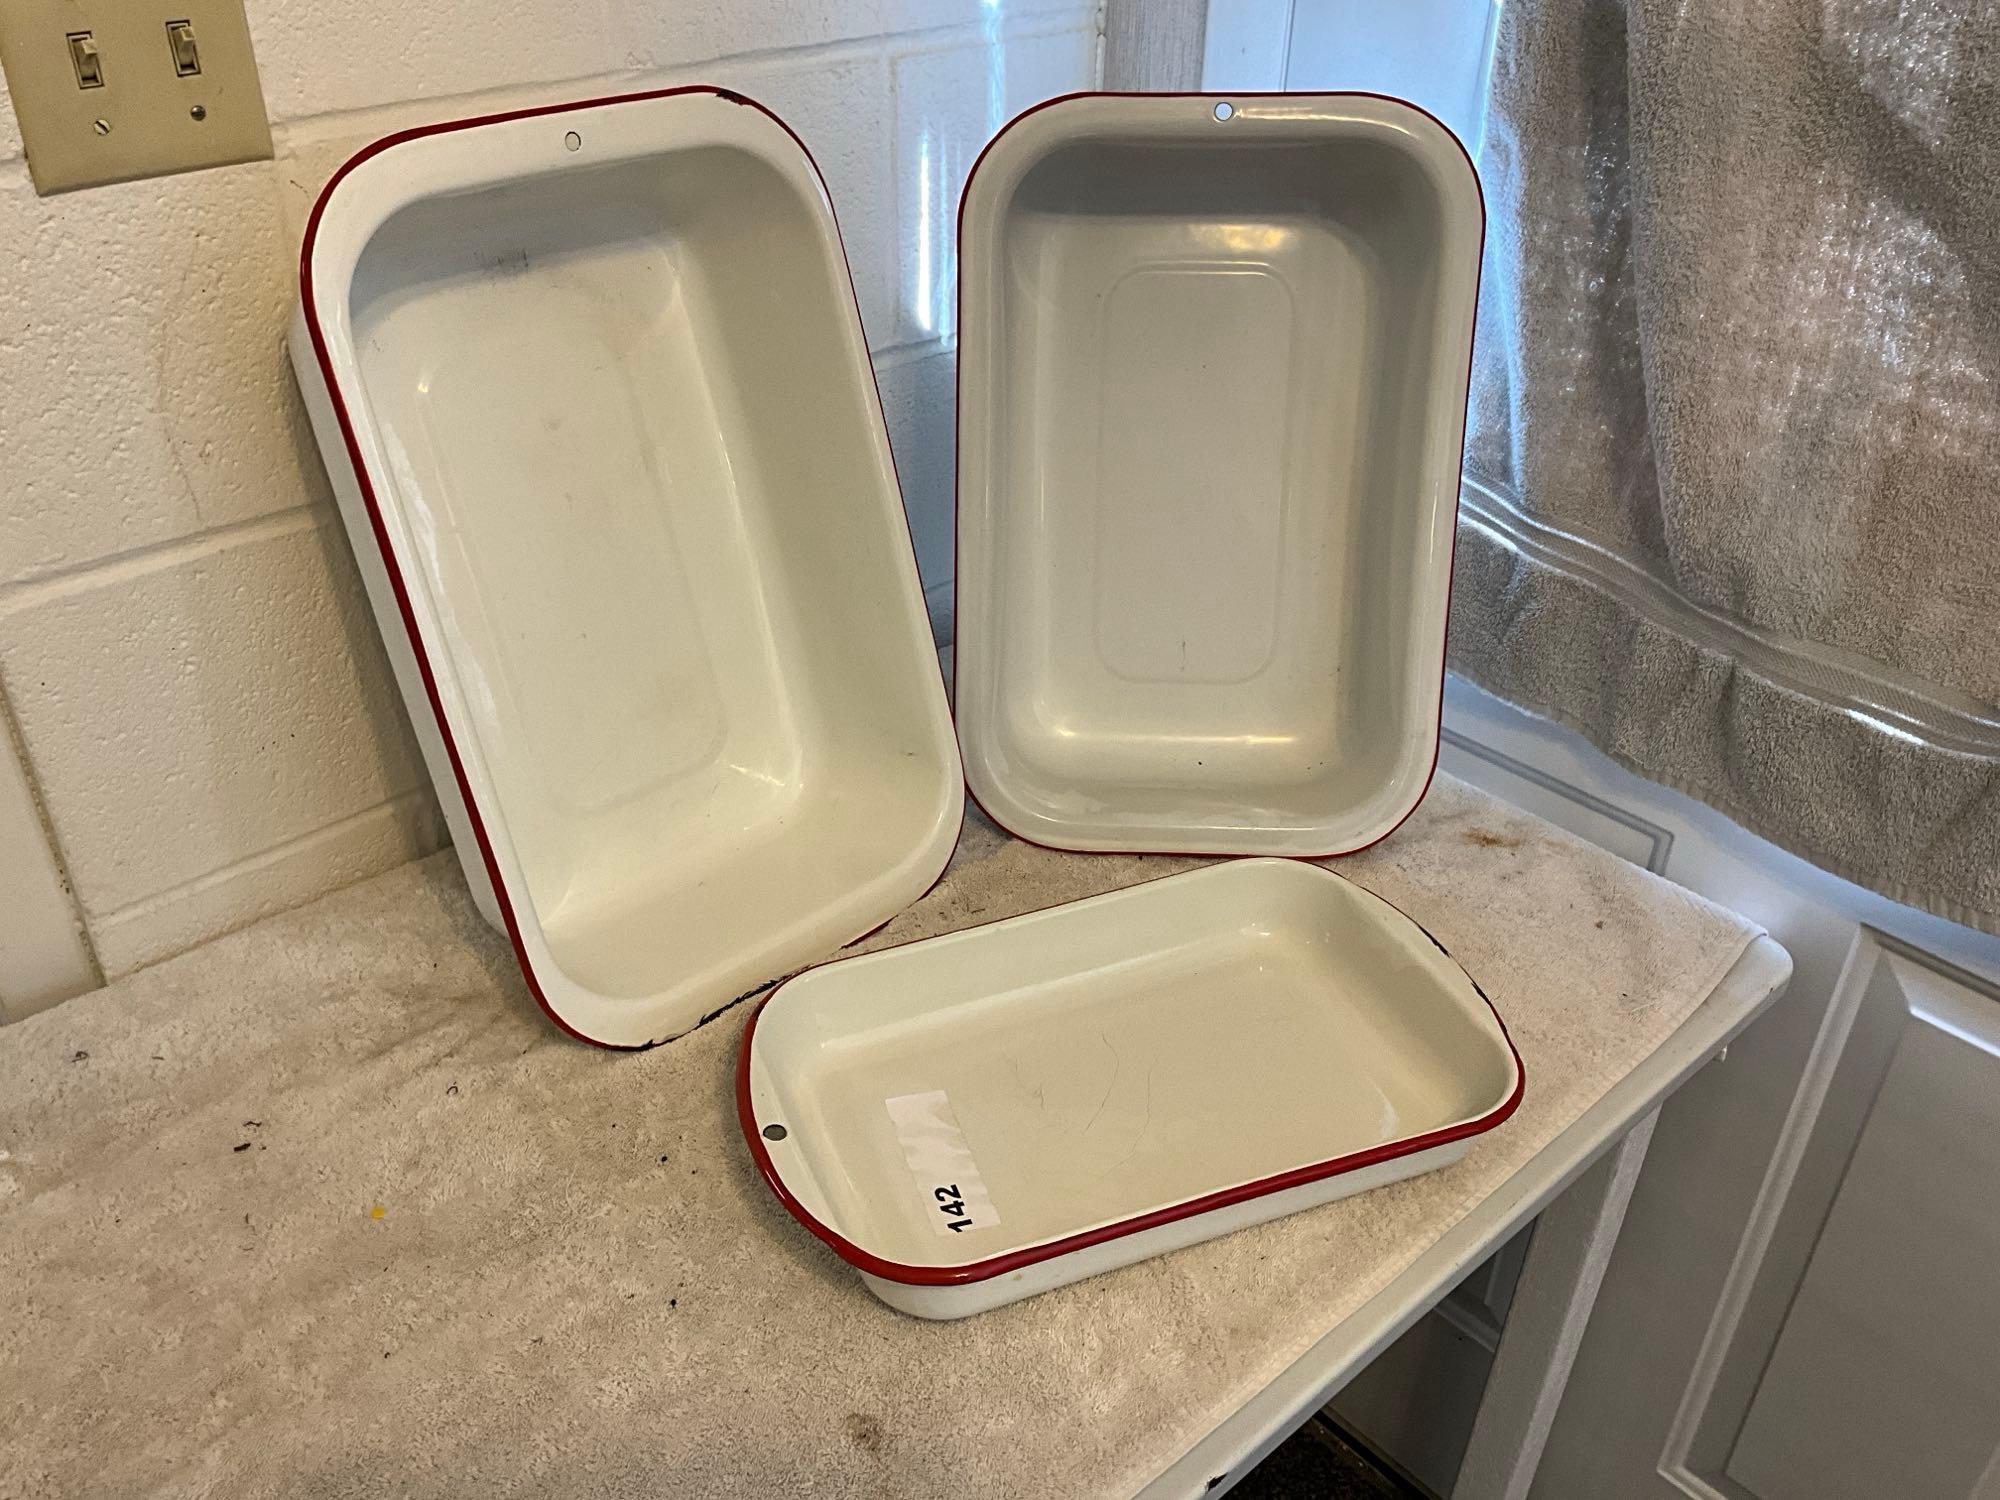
[1426,677,2000,1500]
[1711,939,2000,1500]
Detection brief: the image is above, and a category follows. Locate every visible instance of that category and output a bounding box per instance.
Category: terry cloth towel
[0,778,1763,1498]
[1452,0,2000,935]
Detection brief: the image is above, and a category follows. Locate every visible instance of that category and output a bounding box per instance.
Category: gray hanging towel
[1448,0,2000,934]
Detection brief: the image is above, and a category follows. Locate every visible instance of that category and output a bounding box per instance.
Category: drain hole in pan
[1213,101,1235,121]
[762,1123,788,1142]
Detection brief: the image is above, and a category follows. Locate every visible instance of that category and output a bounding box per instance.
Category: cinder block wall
[0,0,1101,1016]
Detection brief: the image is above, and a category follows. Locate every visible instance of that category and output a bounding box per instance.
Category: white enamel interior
[747,858,1519,1307]
[293,92,962,1046]
[955,95,1484,854]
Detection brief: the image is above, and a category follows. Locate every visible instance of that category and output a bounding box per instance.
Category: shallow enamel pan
[740,859,1522,1319]
[954,93,1485,855]
[290,89,962,1048]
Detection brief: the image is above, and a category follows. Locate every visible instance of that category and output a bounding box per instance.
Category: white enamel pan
[740,859,1523,1319]
[290,89,963,1047]
[954,93,1485,856]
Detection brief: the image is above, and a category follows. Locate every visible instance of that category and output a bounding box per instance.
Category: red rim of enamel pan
[948,91,1487,861]
[298,86,958,1049]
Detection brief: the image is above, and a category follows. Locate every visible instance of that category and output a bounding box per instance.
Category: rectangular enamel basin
[954,94,1485,856]
[740,858,1523,1318]
[291,89,963,1047]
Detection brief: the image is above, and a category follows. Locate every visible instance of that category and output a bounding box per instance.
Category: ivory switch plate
[0,0,271,194]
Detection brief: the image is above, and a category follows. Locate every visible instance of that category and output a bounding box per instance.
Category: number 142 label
[885,1090,1001,1236]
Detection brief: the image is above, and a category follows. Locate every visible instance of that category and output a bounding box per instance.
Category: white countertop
[0,776,1785,1498]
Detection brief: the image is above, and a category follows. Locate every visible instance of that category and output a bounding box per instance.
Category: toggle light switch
[66,31,102,87]
[0,1,271,193]
[164,19,198,76]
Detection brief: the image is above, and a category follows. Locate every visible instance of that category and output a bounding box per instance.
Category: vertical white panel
[1456,1116,1659,1500]
[1201,0,1295,90]
[1283,0,1500,153]
[1724,955,2000,1500]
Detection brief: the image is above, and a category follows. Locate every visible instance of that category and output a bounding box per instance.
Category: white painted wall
[0,0,1101,1011]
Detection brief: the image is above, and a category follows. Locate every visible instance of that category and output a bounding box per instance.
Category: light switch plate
[0,0,271,194]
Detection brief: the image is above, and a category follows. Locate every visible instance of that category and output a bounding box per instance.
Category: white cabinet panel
[1424,676,2000,1500]
[1722,947,2000,1500]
